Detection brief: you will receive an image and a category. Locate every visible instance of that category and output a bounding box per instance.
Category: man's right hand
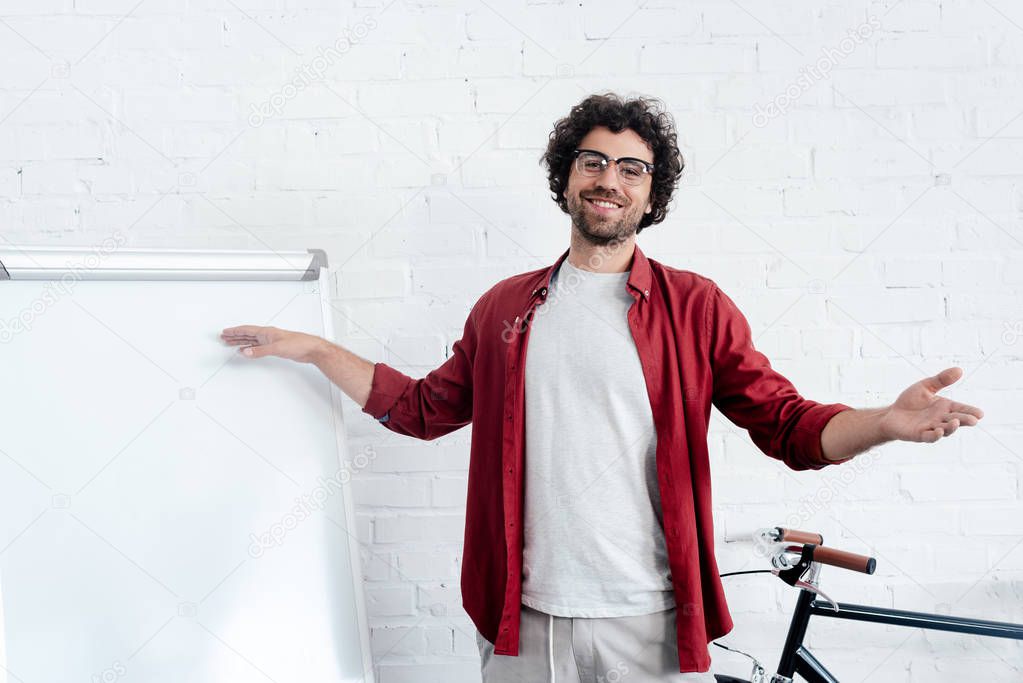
[220,325,327,364]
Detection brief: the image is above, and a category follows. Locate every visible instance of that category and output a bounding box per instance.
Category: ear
[645,203,652,214]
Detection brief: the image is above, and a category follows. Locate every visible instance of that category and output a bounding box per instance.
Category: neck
[566,231,636,273]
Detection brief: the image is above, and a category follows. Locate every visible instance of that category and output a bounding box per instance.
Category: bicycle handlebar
[811,545,876,574]
[775,526,824,545]
[772,527,876,575]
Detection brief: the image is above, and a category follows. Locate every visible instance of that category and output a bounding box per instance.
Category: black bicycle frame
[775,588,1023,682]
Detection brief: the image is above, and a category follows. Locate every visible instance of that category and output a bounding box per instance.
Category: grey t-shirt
[520,258,675,618]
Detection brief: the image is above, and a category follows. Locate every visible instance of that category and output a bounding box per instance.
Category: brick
[872,0,941,33]
[523,40,638,78]
[471,77,570,115]
[438,118,500,155]
[371,222,478,260]
[431,476,468,507]
[883,257,942,287]
[375,514,465,543]
[783,182,901,217]
[416,583,462,616]
[583,6,698,40]
[378,662,481,683]
[360,548,394,581]
[337,266,408,299]
[860,324,918,359]
[371,624,452,657]
[711,147,811,180]
[876,35,988,69]
[365,584,416,616]
[827,290,944,324]
[801,327,855,359]
[832,68,952,106]
[381,333,447,366]
[358,80,474,116]
[457,150,546,188]
[899,465,1016,502]
[835,502,961,538]
[701,5,815,37]
[396,549,460,580]
[465,5,581,44]
[324,43,403,82]
[353,476,431,507]
[0,167,19,196]
[950,140,1023,176]
[815,145,932,180]
[640,42,755,74]
[121,88,237,124]
[0,0,71,14]
[947,290,1023,321]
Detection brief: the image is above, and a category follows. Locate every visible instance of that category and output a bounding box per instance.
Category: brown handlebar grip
[811,546,877,574]
[776,527,824,545]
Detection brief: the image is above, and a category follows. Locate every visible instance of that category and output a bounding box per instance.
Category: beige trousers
[476,603,717,683]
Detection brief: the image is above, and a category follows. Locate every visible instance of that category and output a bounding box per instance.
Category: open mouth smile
[585,196,625,213]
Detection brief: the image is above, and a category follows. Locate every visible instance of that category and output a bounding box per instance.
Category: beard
[566,191,645,247]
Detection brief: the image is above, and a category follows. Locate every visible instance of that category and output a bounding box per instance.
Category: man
[222,93,983,681]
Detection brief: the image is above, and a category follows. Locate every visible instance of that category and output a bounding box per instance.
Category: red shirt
[361,244,852,673]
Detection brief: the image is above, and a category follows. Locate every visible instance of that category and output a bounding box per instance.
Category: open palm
[220,325,325,363]
[879,367,984,443]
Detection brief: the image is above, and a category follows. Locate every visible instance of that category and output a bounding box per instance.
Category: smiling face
[564,126,654,247]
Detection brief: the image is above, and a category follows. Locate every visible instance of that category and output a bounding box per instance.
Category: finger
[945,412,979,427]
[943,418,960,436]
[222,325,263,338]
[921,366,963,394]
[921,427,943,443]
[949,402,984,420]
[224,338,258,346]
[241,343,281,359]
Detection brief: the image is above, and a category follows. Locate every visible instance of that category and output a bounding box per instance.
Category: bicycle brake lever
[793,579,839,612]
[774,544,815,586]
[770,567,840,611]
[772,544,840,612]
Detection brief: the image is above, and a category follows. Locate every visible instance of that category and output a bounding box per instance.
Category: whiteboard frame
[319,266,378,683]
[0,246,376,683]
[0,246,327,281]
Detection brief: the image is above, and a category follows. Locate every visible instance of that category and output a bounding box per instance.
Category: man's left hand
[879,367,984,443]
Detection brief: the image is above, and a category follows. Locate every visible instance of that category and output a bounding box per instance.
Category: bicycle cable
[711,640,766,681]
[711,570,774,673]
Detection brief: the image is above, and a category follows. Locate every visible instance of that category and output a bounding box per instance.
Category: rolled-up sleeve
[707,285,851,470]
[360,301,479,441]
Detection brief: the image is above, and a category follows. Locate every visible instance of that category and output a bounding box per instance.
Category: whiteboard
[0,247,374,683]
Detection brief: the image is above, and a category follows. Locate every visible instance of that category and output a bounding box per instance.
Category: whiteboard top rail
[0,246,327,281]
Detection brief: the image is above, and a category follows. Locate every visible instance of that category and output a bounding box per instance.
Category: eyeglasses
[572,149,655,186]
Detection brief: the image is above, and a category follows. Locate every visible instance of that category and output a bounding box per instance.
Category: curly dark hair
[541,93,684,233]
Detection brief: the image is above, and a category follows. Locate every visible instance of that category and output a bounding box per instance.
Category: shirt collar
[531,242,652,302]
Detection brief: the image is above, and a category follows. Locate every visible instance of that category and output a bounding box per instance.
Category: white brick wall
[3,0,1022,680]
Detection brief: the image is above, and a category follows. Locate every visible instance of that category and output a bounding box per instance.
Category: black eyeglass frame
[571,148,656,183]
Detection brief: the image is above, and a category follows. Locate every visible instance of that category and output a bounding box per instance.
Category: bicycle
[711,527,1023,682]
